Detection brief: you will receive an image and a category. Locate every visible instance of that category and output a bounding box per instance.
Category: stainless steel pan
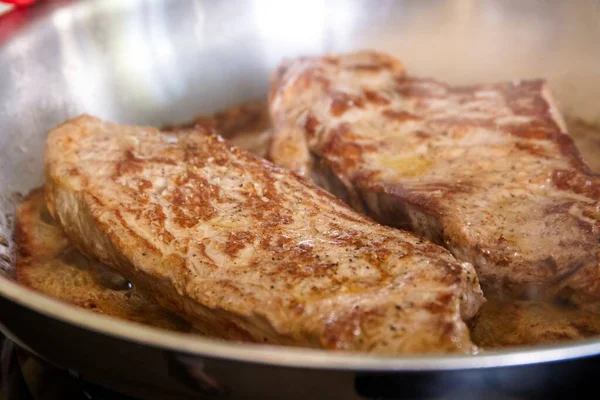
[1,1,600,398]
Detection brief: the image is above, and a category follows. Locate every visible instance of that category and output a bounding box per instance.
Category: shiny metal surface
[2,0,600,195]
[1,0,600,397]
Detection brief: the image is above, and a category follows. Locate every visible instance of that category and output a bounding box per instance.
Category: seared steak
[45,115,483,353]
[14,101,272,335]
[15,188,190,331]
[269,51,600,306]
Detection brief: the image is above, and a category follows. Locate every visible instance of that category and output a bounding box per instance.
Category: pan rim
[2,275,600,371]
[3,0,600,373]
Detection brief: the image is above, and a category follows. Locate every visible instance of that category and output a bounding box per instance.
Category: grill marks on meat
[44,115,484,354]
[269,50,600,306]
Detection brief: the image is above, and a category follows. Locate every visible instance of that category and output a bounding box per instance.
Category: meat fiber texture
[45,115,484,354]
[269,50,600,308]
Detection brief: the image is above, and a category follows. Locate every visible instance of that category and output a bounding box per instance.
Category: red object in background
[0,0,36,7]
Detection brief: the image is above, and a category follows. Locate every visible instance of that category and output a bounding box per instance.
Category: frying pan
[1,0,600,398]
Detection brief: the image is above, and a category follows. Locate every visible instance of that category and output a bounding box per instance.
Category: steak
[14,100,272,334]
[15,188,190,332]
[269,50,600,306]
[45,115,484,353]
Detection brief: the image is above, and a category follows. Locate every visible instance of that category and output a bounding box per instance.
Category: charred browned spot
[304,112,320,139]
[423,292,455,314]
[165,181,218,228]
[552,169,600,198]
[329,91,365,117]
[434,259,464,285]
[582,208,600,222]
[324,223,367,248]
[447,125,470,139]
[506,124,552,141]
[554,131,593,172]
[14,217,32,260]
[205,146,232,166]
[111,208,165,252]
[262,213,287,228]
[497,234,510,246]
[326,123,352,138]
[382,109,420,123]
[315,75,332,89]
[551,169,576,191]
[67,167,80,176]
[443,322,456,336]
[140,204,175,244]
[243,177,284,221]
[494,81,583,160]
[279,214,293,224]
[294,69,318,90]
[287,251,321,270]
[224,231,255,257]
[276,235,293,249]
[347,64,383,72]
[175,172,221,197]
[115,150,180,178]
[415,131,431,140]
[375,247,393,264]
[323,57,340,66]
[130,149,179,166]
[271,260,301,277]
[357,247,393,278]
[363,89,390,105]
[307,261,338,278]
[182,146,207,168]
[138,179,152,191]
[289,299,305,315]
[320,124,367,171]
[322,306,383,350]
[114,154,142,177]
[514,142,548,157]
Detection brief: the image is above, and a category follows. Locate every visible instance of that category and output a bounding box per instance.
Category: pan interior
[1,0,600,368]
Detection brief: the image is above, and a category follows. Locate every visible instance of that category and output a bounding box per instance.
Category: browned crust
[44,114,483,354]
[15,99,275,335]
[268,51,600,306]
[15,188,190,331]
